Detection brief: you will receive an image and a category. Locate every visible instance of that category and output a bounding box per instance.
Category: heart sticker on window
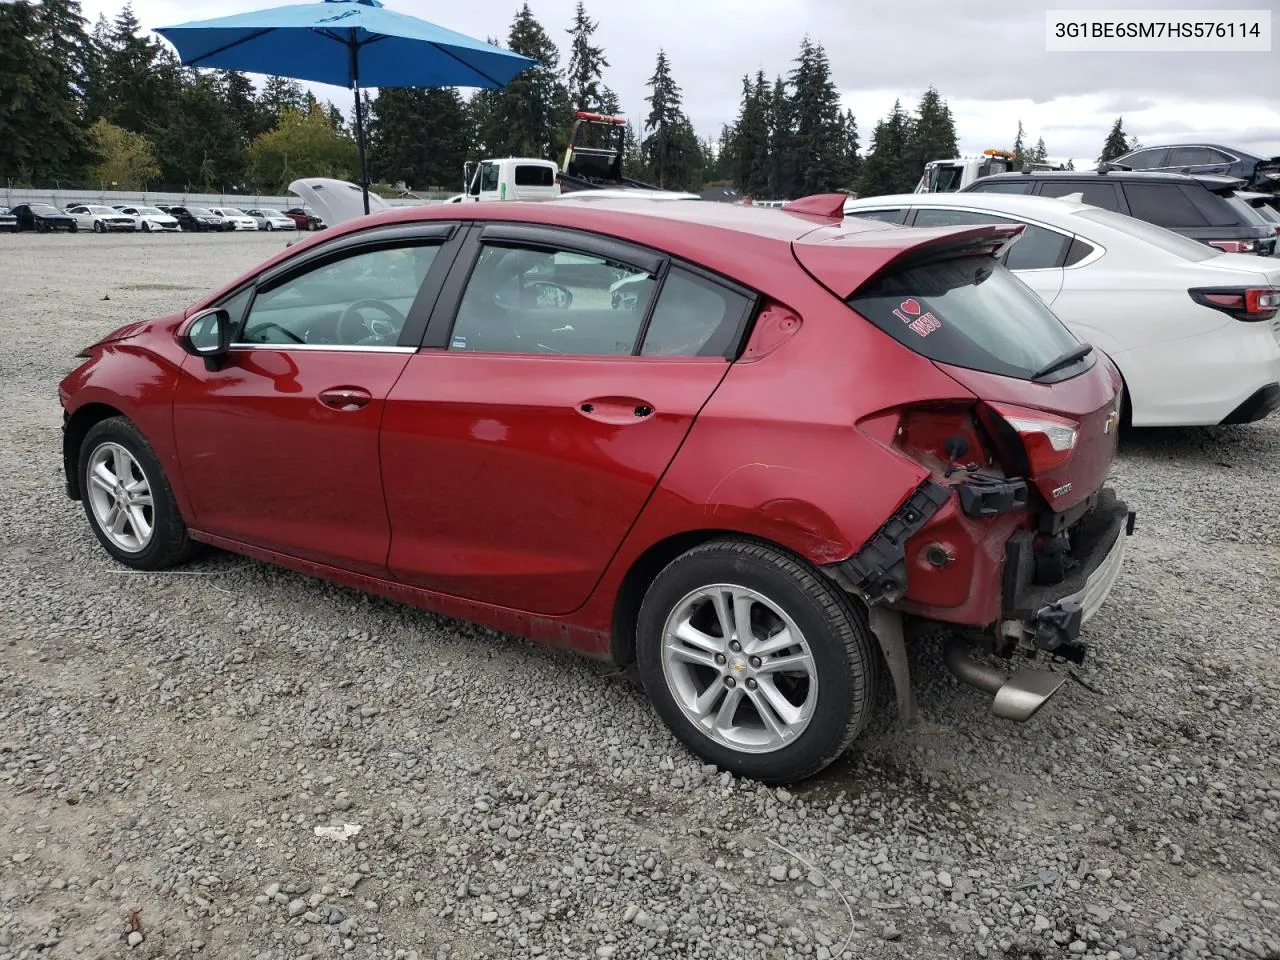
[899,298,922,316]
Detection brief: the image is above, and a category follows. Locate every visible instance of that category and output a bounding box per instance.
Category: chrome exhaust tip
[943,637,1066,722]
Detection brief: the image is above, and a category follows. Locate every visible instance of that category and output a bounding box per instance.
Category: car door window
[448,243,658,355]
[1120,148,1169,169]
[849,208,908,224]
[639,267,752,357]
[1204,148,1235,163]
[1063,237,1097,266]
[911,208,1070,270]
[1123,184,1207,227]
[1167,147,1213,166]
[239,244,441,347]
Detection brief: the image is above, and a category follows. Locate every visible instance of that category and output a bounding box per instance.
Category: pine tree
[36,0,92,119]
[219,71,270,145]
[369,87,470,190]
[565,1,608,113]
[842,110,860,184]
[642,50,680,187]
[729,72,770,196]
[499,5,568,159]
[261,75,306,124]
[766,75,791,198]
[1011,119,1025,169]
[1099,117,1130,163]
[156,72,246,190]
[785,37,847,196]
[855,99,915,197]
[907,85,957,184]
[1026,136,1048,166]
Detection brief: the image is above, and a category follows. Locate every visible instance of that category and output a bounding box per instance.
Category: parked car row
[0,203,326,234]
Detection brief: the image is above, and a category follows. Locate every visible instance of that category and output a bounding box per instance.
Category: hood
[289,177,391,228]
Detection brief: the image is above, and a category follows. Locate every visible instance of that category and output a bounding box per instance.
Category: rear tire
[636,538,878,784]
[79,417,199,571]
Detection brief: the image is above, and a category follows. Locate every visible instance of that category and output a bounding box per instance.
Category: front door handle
[318,386,373,411]
[577,396,655,424]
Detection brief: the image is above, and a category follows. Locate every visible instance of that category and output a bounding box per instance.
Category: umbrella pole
[349,34,370,215]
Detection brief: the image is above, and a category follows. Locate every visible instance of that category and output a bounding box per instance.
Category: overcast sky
[85,0,1280,166]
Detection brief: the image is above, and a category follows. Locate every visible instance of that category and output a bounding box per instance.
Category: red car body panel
[171,349,412,576]
[60,197,1125,665]
[380,352,730,615]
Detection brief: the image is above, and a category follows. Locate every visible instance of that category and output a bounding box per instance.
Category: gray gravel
[1,231,1278,959]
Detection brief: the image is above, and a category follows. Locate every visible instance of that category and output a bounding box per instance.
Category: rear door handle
[318,386,373,411]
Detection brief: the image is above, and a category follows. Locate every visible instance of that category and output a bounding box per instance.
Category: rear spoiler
[791,221,1026,300]
[1197,176,1249,196]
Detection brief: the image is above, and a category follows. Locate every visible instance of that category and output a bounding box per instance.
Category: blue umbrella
[156,0,535,213]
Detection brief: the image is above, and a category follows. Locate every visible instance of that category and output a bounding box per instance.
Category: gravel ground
[1,230,1278,960]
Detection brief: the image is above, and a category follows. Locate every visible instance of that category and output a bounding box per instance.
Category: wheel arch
[609,528,825,668]
[63,402,126,500]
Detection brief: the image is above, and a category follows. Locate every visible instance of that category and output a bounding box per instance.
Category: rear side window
[910,208,1072,270]
[847,257,1082,382]
[849,208,908,224]
[967,180,1033,194]
[1123,184,1208,227]
[1035,180,1122,211]
[639,267,751,357]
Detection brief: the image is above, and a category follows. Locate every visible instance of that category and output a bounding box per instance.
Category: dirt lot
[0,230,1277,960]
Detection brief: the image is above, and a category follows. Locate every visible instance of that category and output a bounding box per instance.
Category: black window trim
[212,220,464,351]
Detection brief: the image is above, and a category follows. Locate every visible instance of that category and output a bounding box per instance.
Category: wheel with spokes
[636,539,878,784]
[79,417,198,569]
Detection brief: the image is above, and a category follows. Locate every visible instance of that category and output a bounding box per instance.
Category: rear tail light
[985,403,1079,473]
[1189,286,1280,322]
[1207,239,1259,254]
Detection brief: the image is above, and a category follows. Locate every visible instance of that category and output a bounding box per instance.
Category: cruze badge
[1052,482,1073,499]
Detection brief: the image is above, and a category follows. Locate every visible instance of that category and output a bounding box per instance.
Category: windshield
[89,206,117,215]
[847,256,1084,382]
[222,208,246,216]
[1072,207,1217,262]
[30,204,59,213]
[925,164,966,193]
[189,208,215,216]
[137,207,164,215]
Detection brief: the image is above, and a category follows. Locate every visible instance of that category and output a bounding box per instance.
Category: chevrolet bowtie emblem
[1103,408,1119,434]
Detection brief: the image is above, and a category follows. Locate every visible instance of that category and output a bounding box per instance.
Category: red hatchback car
[59,193,1133,784]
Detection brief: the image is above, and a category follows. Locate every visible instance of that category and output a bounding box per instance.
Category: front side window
[848,256,1082,382]
[910,208,1072,270]
[449,243,657,355]
[639,268,751,357]
[238,244,440,347]
[479,163,501,192]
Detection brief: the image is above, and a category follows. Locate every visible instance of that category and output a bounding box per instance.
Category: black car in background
[0,207,17,231]
[1110,143,1280,191]
[961,169,1276,256]
[9,203,78,232]
[165,206,233,232]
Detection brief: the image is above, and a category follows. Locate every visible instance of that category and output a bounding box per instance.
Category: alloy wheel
[85,442,155,553]
[660,583,818,754]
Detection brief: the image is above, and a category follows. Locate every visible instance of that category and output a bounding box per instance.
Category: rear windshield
[1072,207,1217,261]
[847,257,1083,381]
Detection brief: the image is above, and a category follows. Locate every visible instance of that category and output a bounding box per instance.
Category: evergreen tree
[36,0,92,119]
[564,1,608,113]
[729,72,770,196]
[1098,117,1130,163]
[642,49,699,189]
[1025,136,1048,166]
[784,37,847,196]
[1011,119,1026,169]
[325,102,347,135]
[498,5,568,159]
[0,0,91,181]
[155,72,245,190]
[766,75,791,198]
[855,99,915,197]
[219,71,270,145]
[842,110,861,184]
[260,75,306,124]
[467,86,506,159]
[906,85,957,183]
[369,87,470,190]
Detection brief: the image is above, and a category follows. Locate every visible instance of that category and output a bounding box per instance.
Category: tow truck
[453,111,666,203]
[913,149,1067,194]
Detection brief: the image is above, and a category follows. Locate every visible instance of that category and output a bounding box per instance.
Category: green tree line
[0,0,1142,198]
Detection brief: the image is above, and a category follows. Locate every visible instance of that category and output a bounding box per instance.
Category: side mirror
[181,307,232,371]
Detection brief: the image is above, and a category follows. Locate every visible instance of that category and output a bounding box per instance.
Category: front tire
[265,221,273,231]
[636,539,879,784]
[93,221,104,233]
[79,417,198,570]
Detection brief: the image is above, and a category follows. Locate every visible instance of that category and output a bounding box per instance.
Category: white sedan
[209,207,259,230]
[842,192,1280,427]
[114,205,180,232]
[65,204,137,233]
[244,208,297,231]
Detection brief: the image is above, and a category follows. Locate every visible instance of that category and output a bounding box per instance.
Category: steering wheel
[337,299,406,345]
[522,280,574,310]
[245,322,305,344]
